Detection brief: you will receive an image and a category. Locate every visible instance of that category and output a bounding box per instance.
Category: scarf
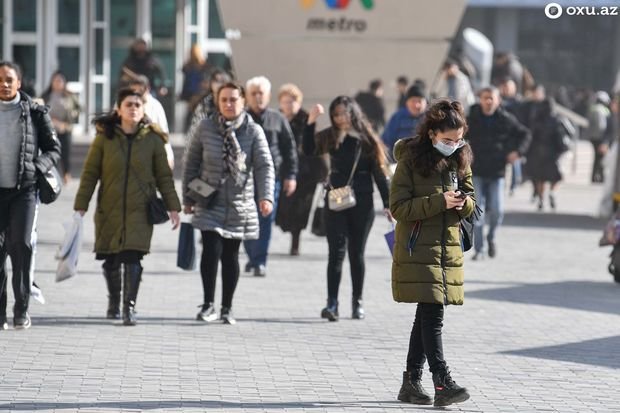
[219,113,247,186]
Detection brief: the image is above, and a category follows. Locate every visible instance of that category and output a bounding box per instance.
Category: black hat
[406,85,426,100]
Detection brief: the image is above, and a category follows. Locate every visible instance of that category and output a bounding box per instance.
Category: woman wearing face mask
[75,88,181,326]
[390,99,474,407]
[303,96,392,322]
[183,82,275,324]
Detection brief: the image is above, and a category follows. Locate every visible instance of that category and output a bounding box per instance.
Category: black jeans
[200,231,241,308]
[406,303,447,373]
[325,192,375,301]
[58,132,72,176]
[0,186,37,317]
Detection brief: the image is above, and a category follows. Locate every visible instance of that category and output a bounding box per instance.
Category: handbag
[327,144,362,211]
[384,223,395,255]
[311,206,326,236]
[38,166,62,204]
[116,138,169,225]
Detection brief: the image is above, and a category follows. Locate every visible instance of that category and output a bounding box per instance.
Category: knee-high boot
[122,263,142,326]
[102,262,122,320]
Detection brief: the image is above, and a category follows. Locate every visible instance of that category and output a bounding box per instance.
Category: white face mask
[433,139,465,157]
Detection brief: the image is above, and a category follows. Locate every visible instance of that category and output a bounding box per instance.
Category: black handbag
[37,166,62,204]
[311,207,326,237]
[177,222,196,270]
[460,216,475,252]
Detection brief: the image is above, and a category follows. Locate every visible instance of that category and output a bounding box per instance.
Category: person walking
[430,59,475,114]
[382,84,427,160]
[390,99,474,407]
[119,38,168,97]
[0,61,61,330]
[243,76,298,277]
[526,99,568,211]
[40,70,80,184]
[587,91,612,183]
[275,83,329,255]
[187,68,233,136]
[355,79,386,133]
[467,86,531,260]
[303,96,391,321]
[180,44,212,131]
[74,87,181,326]
[183,82,275,324]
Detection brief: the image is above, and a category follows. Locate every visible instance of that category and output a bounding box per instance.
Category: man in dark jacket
[0,61,61,330]
[467,86,531,260]
[355,79,386,133]
[243,76,298,277]
[382,84,427,160]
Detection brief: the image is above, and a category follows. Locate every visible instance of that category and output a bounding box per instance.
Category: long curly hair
[318,95,387,169]
[407,99,472,178]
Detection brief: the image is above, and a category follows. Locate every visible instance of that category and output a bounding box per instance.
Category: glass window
[95,84,103,113]
[58,47,80,82]
[58,0,80,34]
[95,29,104,75]
[13,45,36,94]
[151,0,175,39]
[13,0,36,32]
[208,0,225,39]
[206,52,232,73]
[110,0,136,37]
[191,33,198,46]
[190,0,198,25]
[95,0,104,22]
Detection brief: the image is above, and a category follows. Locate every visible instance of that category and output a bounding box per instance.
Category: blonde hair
[278,83,304,105]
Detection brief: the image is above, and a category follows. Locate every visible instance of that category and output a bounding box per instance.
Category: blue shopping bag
[177,222,196,271]
[384,224,395,256]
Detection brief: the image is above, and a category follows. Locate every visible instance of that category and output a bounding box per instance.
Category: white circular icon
[545,3,563,19]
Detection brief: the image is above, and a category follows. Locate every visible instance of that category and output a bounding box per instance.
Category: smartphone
[457,191,474,199]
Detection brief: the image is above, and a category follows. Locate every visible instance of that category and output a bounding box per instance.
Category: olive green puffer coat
[389,138,476,305]
[74,123,181,254]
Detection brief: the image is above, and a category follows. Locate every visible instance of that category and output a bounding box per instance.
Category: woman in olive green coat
[74,88,181,326]
[390,100,475,407]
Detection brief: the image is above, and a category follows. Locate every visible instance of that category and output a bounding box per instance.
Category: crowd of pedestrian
[2,38,620,409]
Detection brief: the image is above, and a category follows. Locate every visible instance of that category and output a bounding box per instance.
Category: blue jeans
[472,176,505,253]
[510,160,522,192]
[243,180,281,268]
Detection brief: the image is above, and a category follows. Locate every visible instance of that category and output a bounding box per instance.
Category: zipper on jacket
[440,171,449,306]
[121,136,134,247]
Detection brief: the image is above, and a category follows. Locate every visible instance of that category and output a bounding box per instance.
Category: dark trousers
[200,231,242,308]
[406,303,446,373]
[0,186,37,317]
[591,141,605,182]
[325,192,375,300]
[58,132,72,175]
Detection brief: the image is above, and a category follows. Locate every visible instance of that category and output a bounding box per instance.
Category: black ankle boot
[397,370,432,405]
[352,297,365,320]
[320,298,338,322]
[432,367,470,407]
[103,263,121,320]
[122,263,142,326]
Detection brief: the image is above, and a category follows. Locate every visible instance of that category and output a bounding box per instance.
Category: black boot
[102,263,121,320]
[320,298,338,322]
[352,297,365,320]
[122,263,142,326]
[432,367,470,407]
[397,370,432,405]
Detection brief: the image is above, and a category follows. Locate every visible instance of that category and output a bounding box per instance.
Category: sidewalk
[0,142,619,412]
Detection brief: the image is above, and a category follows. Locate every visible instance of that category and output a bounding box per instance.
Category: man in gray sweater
[0,61,60,330]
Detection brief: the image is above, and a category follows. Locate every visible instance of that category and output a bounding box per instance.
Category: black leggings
[200,231,241,308]
[324,192,375,301]
[406,303,446,373]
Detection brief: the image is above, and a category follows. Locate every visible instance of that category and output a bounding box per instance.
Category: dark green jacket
[74,122,181,254]
[389,138,475,305]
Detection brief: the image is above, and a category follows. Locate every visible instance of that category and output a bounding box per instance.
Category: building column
[493,8,518,53]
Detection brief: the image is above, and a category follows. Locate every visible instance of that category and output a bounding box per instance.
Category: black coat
[466,104,531,178]
[525,114,564,183]
[15,92,61,189]
[249,108,298,181]
[275,109,329,233]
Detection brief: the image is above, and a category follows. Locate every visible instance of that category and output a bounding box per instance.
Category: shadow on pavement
[468,280,620,315]
[503,211,605,231]
[0,400,408,411]
[502,335,620,369]
[29,316,327,327]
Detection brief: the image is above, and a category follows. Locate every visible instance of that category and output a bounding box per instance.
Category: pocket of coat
[407,221,422,256]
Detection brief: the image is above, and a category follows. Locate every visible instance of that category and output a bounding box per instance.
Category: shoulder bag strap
[115,136,155,199]
[328,141,362,190]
